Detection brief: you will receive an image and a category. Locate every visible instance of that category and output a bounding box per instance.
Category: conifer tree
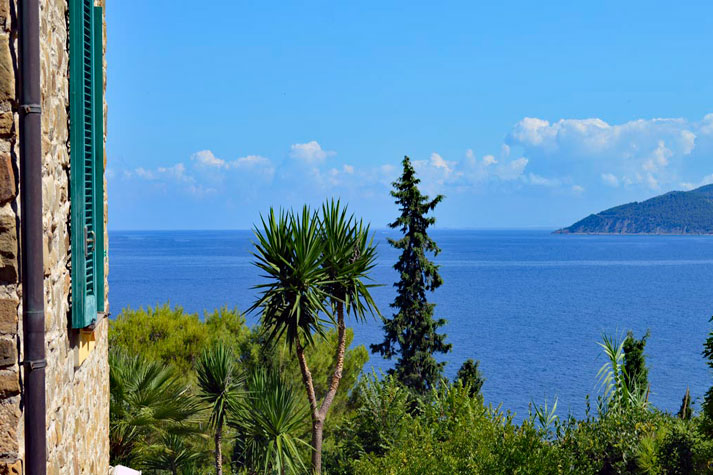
[678,387,692,420]
[623,330,650,393]
[455,359,485,397]
[371,156,451,393]
[702,317,713,425]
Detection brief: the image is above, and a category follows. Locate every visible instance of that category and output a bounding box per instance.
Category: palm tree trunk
[296,338,322,473]
[215,423,223,475]
[311,417,324,474]
[319,302,346,416]
[311,302,349,474]
[295,303,347,474]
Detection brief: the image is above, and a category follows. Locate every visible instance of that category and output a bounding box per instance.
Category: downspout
[19,0,47,473]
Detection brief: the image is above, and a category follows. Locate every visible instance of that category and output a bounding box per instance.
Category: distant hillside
[556,184,713,234]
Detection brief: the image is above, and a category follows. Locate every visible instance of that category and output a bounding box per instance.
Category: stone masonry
[0,1,110,474]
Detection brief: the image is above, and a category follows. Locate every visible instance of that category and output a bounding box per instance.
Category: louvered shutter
[70,0,103,328]
[93,5,105,313]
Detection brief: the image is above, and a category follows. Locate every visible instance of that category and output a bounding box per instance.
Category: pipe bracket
[22,359,47,370]
[20,103,42,115]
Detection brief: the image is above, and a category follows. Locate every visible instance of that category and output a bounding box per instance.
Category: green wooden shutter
[70,0,103,328]
[93,5,105,313]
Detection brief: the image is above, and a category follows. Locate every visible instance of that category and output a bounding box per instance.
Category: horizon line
[107,226,562,232]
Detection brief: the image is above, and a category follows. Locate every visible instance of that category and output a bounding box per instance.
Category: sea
[109,230,713,420]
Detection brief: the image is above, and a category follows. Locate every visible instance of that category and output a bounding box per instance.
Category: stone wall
[0,0,110,473]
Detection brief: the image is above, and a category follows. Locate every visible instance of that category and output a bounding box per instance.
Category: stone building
[0,0,109,473]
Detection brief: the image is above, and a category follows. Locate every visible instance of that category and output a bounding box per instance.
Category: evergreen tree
[623,330,650,393]
[455,359,485,397]
[678,387,692,420]
[702,317,713,425]
[371,156,451,393]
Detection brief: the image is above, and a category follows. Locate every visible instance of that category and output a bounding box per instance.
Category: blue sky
[106,1,713,230]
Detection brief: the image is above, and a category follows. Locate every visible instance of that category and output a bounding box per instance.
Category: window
[69,0,105,329]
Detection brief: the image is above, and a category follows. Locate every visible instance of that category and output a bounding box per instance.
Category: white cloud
[507,115,713,192]
[192,150,226,168]
[116,114,713,210]
[527,173,560,187]
[681,174,713,191]
[157,163,190,182]
[482,155,498,166]
[289,141,335,164]
[507,117,697,160]
[601,173,620,187]
[571,185,585,195]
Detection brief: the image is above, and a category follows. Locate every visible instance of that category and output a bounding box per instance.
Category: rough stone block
[0,153,15,204]
[0,460,22,475]
[0,0,8,28]
[0,112,11,136]
[0,369,18,397]
[0,400,20,455]
[0,338,14,366]
[0,34,13,102]
[0,298,16,334]
[0,211,16,283]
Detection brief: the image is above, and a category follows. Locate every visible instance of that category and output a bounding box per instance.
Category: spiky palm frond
[110,350,201,467]
[196,341,243,429]
[320,199,380,323]
[230,369,310,475]
[250,207,332,348]
[530,397,559,436]
[597,333,627,409]
[137,433,209,474]
[597,333,649,414]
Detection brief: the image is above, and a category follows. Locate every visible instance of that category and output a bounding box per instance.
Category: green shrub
[109,304,250,376]
[352,383,564,474]
[657,419,713,474]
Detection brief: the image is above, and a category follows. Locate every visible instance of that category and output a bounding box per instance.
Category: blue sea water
[109,230,713,419]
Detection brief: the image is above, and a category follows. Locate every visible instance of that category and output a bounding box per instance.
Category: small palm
[196,342,243,475]
[231,369,310,474]
[109,350,200,467]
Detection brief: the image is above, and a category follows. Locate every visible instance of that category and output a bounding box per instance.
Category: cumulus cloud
[507,115,713,191]
[527,173,560,187]
[601,173,620,187]
[111,114,713,210]
[134,163,191,182]
[192,150,226,168]
[288,141,335,164]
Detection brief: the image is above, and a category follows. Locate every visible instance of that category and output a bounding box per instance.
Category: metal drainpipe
[19,0,47,473]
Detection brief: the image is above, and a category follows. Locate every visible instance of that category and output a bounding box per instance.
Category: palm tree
[109,349,200,467]
[139,433,208,475]
[231,368,310,474]
[196,341,242,475]
[317,200,378,447]
[250,203,378,473]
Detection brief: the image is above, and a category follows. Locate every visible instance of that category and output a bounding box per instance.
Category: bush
[352,383,564,474]
[657,419,713,474]
[109,304,250,376]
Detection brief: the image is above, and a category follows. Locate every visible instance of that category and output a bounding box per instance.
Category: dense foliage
[109,305,367,473]
[557,184,713,234]
[110,307,713,474]
[371,155,452,393]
